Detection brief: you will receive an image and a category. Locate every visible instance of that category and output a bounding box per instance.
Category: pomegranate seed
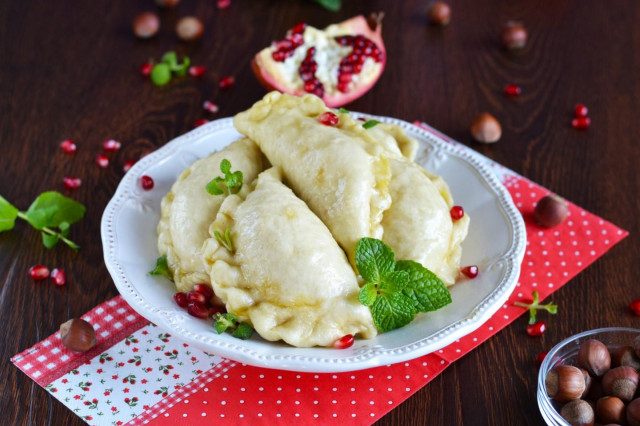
[504,84,521,97]
[140,62,153,77]
[174,292,188,308]
[203,100,219,113]
[103,139,121,151]
[272,51,287,62]
[194,118,210,128]
[28,265,50,280]
[193,283,213,300]
[291,21,307,34]
[574,103,588,118]
[318,112,339,126]
[208,306,225,316]
[96,154,109,168]
[337,82,350,93]
[217,0,231,9]
[187,291,207,304]
[303,80,317,93]
[460,265,479,279]
[140,175,154,190]
[536,351,548,368]
[629,299,640,315]
[338,74,353,83]
[188,65,206,77]
[60,140,77,154]
[51,268,67,286]
[187,302,211,319]
[333,334,354,349]
[218,76,235,90]
[63,176,82,190]
[123,159,136,173]
[450,205,464,220]
[571,117,590,129]
[526,320,546,336]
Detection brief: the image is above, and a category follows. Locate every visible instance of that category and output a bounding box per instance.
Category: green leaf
[355,238,395,284]
[396,260,451,312]
[205,177,225,195]
[338,107,349,114]
[173,56,190,77]
[42,232,59,249]
[220,159,231,174]
[213,313,237,334]
[232,322,254,340]
[59,221,70,237]
[358,282,378,306]
[226,171,243,194]
[0,194,18,232]
[371,292,416,333]
[23,191,86,230]
[161,52,178,69]
[379,270,409,293]
[310,0,341,11]
[362,120,381,129]
[151,63,172,86]
[149,255,173,281]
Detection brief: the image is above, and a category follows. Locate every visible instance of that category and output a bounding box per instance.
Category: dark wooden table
[1,0,638,424]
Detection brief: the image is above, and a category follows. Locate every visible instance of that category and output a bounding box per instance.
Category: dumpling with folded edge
[381,158,470,286]
[201,167,377,348]
[157,138,264,294]
[233,91,392,265]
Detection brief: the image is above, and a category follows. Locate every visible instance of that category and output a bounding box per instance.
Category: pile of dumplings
[157,92,469,348]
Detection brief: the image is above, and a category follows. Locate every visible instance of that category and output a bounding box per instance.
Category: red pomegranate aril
[291,21,307,34]
[203,100,219,114]
[450,205,464,220]
[218,76,235,90]
[103,139,121,151]
[173,292,188,308]
[289,33,304,47]
[63,177,82,190]
[217,0,230,9]
[338,74,352,83]
[187,302,211,319]
[318,112,339,126]
[194,118,210,127]
[96,154,109,168]
[272,51,287,62]
[527,321,546,336]
[504,84,521,97]
[536,351,548,368]
[123,159,136,173]
[60,140,77,154]
[572,117,591,129]
[187,291,207,304]
[574,103,588,118]
[140,175,154,190]
[51,268,67,286]
[333,334,354,349]
[29,265,50,280]
[273,39,293,51]
[337,82,350,93]
[303,80,317,92]
[460,265,479,279]
[193,283,213,300]
[630,299,640,316]
[188,65,206,77]
[300,71,314,82]
[140,62,153,77]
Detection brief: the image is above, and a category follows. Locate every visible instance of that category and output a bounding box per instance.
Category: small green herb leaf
[355,238,395,284]
[338,107,349,114]
[205,177,225,195]
[205,159,244,196]
[362,120,381,129]
[149,254,173,281]
[513,291,558,325]
[162,52,178,69]
[0,195,18,232]
[232,322,254,340]
[59,221,70,237]
[371,292,416,333]
[151,63,172,86]
[220,159,231,174]
[310,0,341,11]
[396,260,451,312]
[358,282,378,306]
[23,191,86,230]
[42,232,59,249]
[214,227,234,252]
[212,312,254,340]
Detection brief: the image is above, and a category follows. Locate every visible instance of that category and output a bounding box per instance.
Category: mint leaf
[220,159,231,174]
[378,270,409,292]
[205,159,243,196]
[214,228,234,252]
[358,282,378,306]
[205,177,225,195]
[213,313,238,334]
[149,254,172,281]
[232,322,254,340]
[338,107,349,114]
[58,221,70,237]
[173,56,190,77]
[355,238,395,284]
[151,63,172,86]
[23,191,85,230]
[42,232,59,249]
[226,171,243,194]
[396,260,451,312]
[162,52,178,69]
[310,0,341,11]
[371,292,416,333]
[362,120,381,129]
[0,195,18,232]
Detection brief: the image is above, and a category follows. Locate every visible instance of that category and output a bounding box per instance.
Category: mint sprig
[151,51,191,86]
[149,254,173,281]
[356,238,451,333]
[0,191,85,250]
[513,291,557,325]
[362,120,381,129]
[213,227,234,253]
[212,313,254,340]
[205,159,243,196]
[309,0,341,11]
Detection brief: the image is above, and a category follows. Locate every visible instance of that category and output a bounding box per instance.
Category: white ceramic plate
[101,115,526,373]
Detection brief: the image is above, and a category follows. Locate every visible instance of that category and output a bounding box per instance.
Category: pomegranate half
[252,13,386,107]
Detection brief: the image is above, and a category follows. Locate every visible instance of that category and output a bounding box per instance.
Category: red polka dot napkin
[11,122,627,425]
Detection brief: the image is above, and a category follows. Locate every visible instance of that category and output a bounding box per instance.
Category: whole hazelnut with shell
[560,399,594,426]
[470,113,502,143]
[601,366,639,402]
[133,12,160,39]
[500,21,528,50]
[60,318,97,352]
[534,194,569,228]
[427,2,451,26]
[596,396,625,424]
[628,397,640,426]
[176,16,204,42]
[610,345,640,370]
[545,365,586,402]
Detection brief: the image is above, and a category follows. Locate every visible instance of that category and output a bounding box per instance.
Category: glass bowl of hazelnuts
[538,327,640,425]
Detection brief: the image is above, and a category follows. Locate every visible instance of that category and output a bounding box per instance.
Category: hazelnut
[560,399,595,426]
[500,21,528,50]
[545,365,586,402]
[596,396,625,424]
[133,12,160,39]
[470,113,501,143]
[155,0,180,7]
[60,318,96,352]
[534,194,569,228]
[602,366,639,402]
[610,345,640,370]
[628,397,640,426]
[176,16,204,42]
[427,2,451,26]
[579,368,592,398]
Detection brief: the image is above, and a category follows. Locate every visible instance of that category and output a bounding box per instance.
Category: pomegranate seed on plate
[504,84,521,97]
[51,268,67,286]
[140,62,153,77]
[29,265,50,280]
[63,176,82,190]
[60,140,77,154]
[629,299,640,316]
[460,265,479,279]
[571,117,590,129]
[194,118,210,128]
[187,291,207,304]
[187,302,211,319]
[217,0,231,9]
[333,334,354,349]
[536,351,548,367]
[174,292,188,308]
[140,175,154,190]
[123,159,136,173]
[574,103,588,118]
[450,205,464,220]
[189,66,206,77]
[318,112,339,126]
[203,100,219,113]
[218,76,235,90]
[103,139,121,151]
[193,283,213,300]
[96,154,109,168]
[526,320,546,336]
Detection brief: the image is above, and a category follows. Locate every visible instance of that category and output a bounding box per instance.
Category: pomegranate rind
[251,14,386,107]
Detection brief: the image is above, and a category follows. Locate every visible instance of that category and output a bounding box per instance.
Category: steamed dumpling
[202,167,377,347]
[233,92,391,264]
[157,138,264,293]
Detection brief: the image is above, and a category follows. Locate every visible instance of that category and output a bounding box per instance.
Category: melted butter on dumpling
[202,167,377,347]
[157,138,264,293]
[233,92,391,265]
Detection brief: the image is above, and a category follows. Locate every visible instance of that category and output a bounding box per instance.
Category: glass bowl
[537,327,640,425]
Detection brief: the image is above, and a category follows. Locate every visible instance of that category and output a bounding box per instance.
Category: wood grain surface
[1,0,639,424]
